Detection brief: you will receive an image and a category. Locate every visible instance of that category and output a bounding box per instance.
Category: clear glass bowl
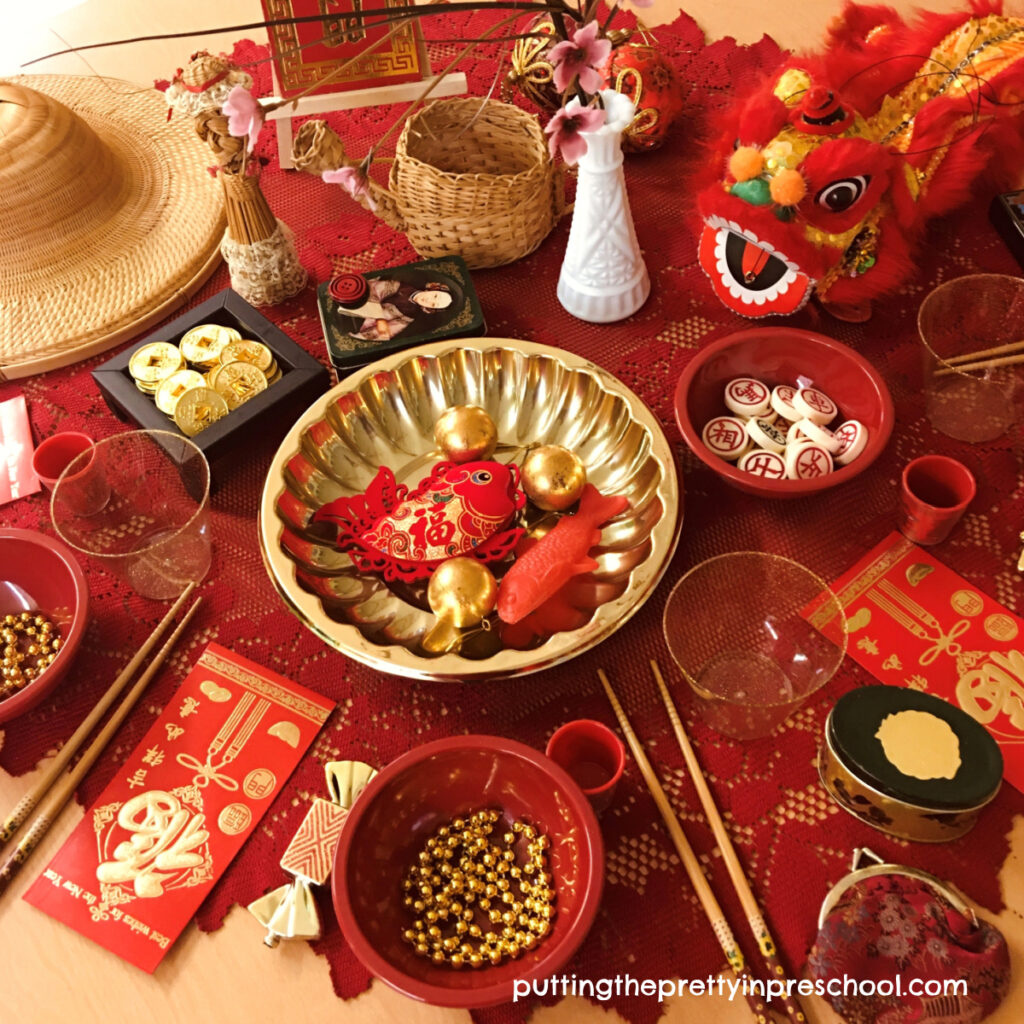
[51,430,211,600]
[918,274,1024,443]
[663,552,847,740]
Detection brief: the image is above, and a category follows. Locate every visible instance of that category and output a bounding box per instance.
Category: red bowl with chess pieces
[0,529,89,723]
[332,735,604,1008]
[674,328,894,499]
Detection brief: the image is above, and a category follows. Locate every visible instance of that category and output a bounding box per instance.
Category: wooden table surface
[3,760,1023,1024]
[3,1,1022,1022]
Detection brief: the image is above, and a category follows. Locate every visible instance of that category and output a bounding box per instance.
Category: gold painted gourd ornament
[423,558,498,653]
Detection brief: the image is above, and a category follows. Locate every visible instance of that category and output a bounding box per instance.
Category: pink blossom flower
[627,0,654,7]
[221,85,264,152]
[323,165,378,212]
[544,98,606,165]
[548,21,612,95]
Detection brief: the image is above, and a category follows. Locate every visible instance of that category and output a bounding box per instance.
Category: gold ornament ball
[522,446,587,511]
[427,558,498,628]
[434,405,498,463]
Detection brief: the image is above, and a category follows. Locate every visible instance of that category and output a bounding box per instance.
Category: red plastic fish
[313,460,526,583]
[497,484,628,625]
[499,585,591,648]
[697,2,1024,318]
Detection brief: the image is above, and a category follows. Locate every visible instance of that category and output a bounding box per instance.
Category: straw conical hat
[0,75,225,380]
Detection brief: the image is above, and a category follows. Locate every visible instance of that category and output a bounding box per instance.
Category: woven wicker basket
[296,98,563,269]
[384,98,563,268]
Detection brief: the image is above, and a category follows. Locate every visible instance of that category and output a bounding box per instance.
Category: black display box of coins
[92,289,330,464]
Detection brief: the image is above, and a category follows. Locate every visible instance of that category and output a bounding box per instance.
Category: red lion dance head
[697,2,1024,318]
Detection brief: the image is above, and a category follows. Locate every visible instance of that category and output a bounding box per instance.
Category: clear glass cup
[51,430,211,600]
[663,552,847,740]
[918,274,1024,443]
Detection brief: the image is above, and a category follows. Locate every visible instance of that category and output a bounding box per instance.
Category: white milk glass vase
[557,90,650,323]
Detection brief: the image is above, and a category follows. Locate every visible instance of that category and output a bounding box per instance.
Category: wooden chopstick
[651,660,806,1024]
[942,338,1024,366]
[934,351,1024,377]
[0,582,198,848]
[597,669,774,1024]
[0,596,203,899]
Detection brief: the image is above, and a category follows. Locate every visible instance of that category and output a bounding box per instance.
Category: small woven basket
[386,98,563,268]
[297,98,563,269]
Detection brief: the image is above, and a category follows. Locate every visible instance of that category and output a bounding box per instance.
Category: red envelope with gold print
[810,532,1024,793]
[23,643,333,972]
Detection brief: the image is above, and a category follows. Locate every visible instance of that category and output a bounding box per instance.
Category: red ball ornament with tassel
[506,21,681,152]
[601,39,682,153]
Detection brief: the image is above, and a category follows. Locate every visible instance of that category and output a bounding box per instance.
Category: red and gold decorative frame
[262,0,428,98]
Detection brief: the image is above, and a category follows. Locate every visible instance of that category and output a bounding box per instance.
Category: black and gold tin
[819,685,1002,842]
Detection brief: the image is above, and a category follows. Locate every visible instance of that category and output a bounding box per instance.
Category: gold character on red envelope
[313,461,526,583]
[218,803,253,835]
[95,790,211,899]
[243,768,277,798]
[956,651,1024,733]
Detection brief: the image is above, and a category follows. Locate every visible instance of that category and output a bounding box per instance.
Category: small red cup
[32,432,96,491]
[545,719,626,815]
[39,433,111,517]
[899,455,976,546]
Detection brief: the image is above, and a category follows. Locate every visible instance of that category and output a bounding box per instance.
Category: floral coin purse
[806,849,1010,1024]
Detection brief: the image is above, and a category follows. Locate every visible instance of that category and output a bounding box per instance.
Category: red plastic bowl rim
[0,528,90,719]
[332,734,605,1009]
[674,327,895,495]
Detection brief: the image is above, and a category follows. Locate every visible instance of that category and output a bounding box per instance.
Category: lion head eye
[815,175,870,213]
[470,470,492,484]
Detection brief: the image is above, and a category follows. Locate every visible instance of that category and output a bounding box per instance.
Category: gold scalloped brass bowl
[258,340,680,681]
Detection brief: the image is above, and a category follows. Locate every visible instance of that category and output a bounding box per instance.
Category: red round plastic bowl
[332,735,604,1008]
[674,327,894,499]
[0,529,89,723]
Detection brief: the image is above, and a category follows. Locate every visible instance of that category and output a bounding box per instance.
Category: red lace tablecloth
[3,11,1024,1024]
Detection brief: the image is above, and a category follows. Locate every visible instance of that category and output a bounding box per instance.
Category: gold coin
[155,369,207,415]
[129,342,183,384]
[208,356,274,392]
[173,387,229,436]
[213,360,268,410]
[221,339,274,374]
[180,324,240,366]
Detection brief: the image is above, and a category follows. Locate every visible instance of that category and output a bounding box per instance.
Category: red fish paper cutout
[497,484,628,625]
[313,460,526,583]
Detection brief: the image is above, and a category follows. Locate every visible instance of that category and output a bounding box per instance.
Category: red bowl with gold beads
[0,529,89,723]
[333,735,604,1008]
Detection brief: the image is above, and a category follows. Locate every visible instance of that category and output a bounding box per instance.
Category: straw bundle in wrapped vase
[165,53,306,305]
